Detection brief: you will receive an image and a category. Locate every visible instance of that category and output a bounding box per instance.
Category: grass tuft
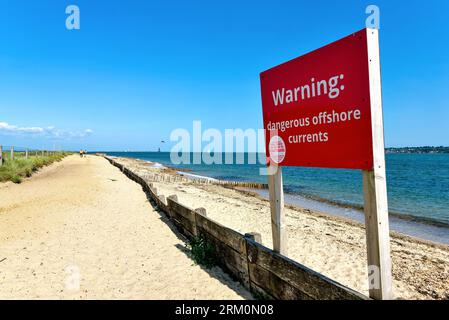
[187,236,217,269]
[0,152,70,183]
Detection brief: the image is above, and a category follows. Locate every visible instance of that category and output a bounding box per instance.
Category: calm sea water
[105,152,449,242]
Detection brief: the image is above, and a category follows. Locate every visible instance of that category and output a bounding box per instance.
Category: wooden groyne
[104,155,368,300]
[141,172,268,189]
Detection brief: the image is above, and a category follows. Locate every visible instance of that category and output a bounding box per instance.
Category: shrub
[187,236,217,269]
[10,175,22,184]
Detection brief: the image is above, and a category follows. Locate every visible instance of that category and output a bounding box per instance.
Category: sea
[104,152,449,245]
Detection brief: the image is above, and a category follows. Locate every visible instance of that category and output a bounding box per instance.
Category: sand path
[0,155,251,299]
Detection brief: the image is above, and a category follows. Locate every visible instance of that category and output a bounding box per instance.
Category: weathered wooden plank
[169,210,194,236]
[169,214,194,239]
[148,185,158,198]
[200,230,247,274]
[195,212,246,253]
[246,239,368,300]
[166,197,197,237]
[168,199,196,224]
[156,195,169,214]
[195,207,249,286]
[198,228,249,288]
[175,213,196,238]
[248,263,312,300]
[248,280,275,300]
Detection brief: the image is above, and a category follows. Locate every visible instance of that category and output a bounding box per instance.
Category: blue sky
[0,0,448,151]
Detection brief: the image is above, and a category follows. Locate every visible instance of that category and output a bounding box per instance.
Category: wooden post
[168,194,178,202]
[10,146,14,161]
[362,28,392,300]
[267,165,287,255]
[245,232,262,244]
[25,149,28,159]
[194,208,207,237]
[195,207,207,216]
[0,145,3,166]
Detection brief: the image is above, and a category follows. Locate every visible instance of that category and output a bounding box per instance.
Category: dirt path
[0,155,251,299]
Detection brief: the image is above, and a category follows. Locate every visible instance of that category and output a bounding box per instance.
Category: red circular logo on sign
[269,135,286,164]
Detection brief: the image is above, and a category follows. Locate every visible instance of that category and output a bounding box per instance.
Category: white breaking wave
[177,171,218,182]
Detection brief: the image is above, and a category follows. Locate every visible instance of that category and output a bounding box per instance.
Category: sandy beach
[0,155,251,299]
[114,156,449,300]
[2,154,448,300]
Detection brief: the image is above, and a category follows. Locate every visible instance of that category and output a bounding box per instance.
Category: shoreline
[246,188,449,246]
[237,188,449,250]
[281,189,449,229]
[257,186,448,232]
[131,157,449,245]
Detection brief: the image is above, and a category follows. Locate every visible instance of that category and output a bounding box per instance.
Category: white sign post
[363,28,392,300]
[267,166,287,255]
[262,28,392,300]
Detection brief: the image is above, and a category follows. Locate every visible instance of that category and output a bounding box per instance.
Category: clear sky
[1,0,448,151]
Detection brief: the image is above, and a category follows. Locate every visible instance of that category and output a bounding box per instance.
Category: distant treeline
[385,146,449,154]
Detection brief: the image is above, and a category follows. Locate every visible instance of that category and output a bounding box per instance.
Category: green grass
[186,236,217,269]
[0,152,70,183]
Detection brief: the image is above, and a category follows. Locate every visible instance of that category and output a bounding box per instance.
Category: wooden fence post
[268,165,287,255]
[362,28,392,300]
[195,207,207,216]
[194,208,207,237]
[10,146,14,161]
[25,149,28,159]
[0,145,3,166]
[168,194,178,202]
[245,232,262,244]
